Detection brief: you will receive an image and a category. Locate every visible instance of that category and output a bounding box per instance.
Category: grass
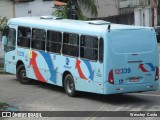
[0,102,18,111]
[0,67,10,74]
[0,102,16,111]
[0,102,7,110]
[0,67,5,74]
[0,102,7,107]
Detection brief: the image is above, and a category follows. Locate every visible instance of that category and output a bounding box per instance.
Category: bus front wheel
[64,74,76,97]
[16,64,32,84]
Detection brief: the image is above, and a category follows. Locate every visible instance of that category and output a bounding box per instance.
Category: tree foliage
[52,0,98,20]
[78,0,98,17]
[53,5,69,19]
[0,17,8,32]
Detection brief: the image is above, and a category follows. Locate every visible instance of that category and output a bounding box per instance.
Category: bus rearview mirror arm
[2,26,9,36]
[108,24,111,32]
[2,26,9,45]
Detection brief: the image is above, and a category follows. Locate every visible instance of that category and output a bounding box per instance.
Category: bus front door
[4,25,16,74]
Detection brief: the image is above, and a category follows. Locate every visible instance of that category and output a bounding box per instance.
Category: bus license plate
[130,77,139,82]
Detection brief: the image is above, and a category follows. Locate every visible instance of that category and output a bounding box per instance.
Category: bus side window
[5,28,16,52]
[63,32,79,57]
[31,28,46,51]
[99,38,104,63]
[47,30,62,54]
[17,26,31,48]
[80,35,98,61]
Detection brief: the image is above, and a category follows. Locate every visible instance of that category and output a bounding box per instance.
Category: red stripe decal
[139,64,149,72]
[30,51,47,83]
[76,59,87,80]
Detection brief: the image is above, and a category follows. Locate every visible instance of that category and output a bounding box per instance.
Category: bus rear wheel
[64,74,76,97]
[16,64,32,84]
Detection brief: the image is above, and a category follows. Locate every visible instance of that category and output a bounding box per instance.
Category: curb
[0,67,4,74]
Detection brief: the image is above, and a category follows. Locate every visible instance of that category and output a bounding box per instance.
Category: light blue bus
[2,16,159,96]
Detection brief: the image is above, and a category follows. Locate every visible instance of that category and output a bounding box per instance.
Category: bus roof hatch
[86,20,111,25]
[40,16,62,20]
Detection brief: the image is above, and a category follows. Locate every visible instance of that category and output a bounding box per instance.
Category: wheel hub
[67,80,73,93]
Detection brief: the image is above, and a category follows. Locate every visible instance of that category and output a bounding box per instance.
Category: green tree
[0,17,8,32]
[53,0,98,20]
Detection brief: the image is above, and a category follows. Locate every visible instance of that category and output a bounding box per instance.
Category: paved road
[0,44,160,120]
[0,74,160,120]
[0,72,160,111]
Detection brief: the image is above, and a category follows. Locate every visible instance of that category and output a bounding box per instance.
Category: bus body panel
[104,81,159,94]
[104,28,159,94]
[14,48,104,94]
[4,25,17,75]
[2,17,159,95]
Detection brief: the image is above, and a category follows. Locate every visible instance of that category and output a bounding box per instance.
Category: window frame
[31,28,46,51]
[99,37,104,63]
[4,28,16,52]
[62,32,79,58]
[16,26,104,63]
[80,34,99,62]
[17,26,31,48]
[46,30,62,54]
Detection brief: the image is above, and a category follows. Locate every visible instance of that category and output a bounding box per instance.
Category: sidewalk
[0,41,4,58]
[0,32,4,60]
[0,39,4,67]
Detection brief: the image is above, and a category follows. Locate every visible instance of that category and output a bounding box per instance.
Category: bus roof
[8,16,152,36]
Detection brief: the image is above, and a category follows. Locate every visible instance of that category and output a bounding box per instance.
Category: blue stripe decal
[40,52,57,84]
[83,60,94,80]
[146,63,155,71]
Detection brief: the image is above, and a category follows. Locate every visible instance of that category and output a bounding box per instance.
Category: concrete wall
[15,0,54,17]
[0,0,14,19]
[134,6,152,26]
[82,0,119,18]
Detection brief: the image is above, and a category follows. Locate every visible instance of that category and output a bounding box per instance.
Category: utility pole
[13,1,16,18]
[68,0,78,19]
[158,0,160,25]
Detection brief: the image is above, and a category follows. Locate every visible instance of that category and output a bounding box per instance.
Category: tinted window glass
[47,30,62,53]
[80,35,98,61]
[32,28,46,50]
[4,28,16,52]
[17,26,31,48]
[7,28,16,47]
[99,38,104,63]
[63,33,79,57]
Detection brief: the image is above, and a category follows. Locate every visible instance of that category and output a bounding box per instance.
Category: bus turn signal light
[108,70,114,84]
[155,67,159,81]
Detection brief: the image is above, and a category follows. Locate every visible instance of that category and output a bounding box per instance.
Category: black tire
[16,64,32,84]
[64,74,76,97]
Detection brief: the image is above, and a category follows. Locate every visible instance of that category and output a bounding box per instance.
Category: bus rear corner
[104,81,159,95]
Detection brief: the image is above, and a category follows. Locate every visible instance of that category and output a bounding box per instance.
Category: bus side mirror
[2,36,8,45]
[2,26,9,45]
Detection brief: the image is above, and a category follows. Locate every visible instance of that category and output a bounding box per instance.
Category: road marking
[130,93,160,97]
[84,104,107,120]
